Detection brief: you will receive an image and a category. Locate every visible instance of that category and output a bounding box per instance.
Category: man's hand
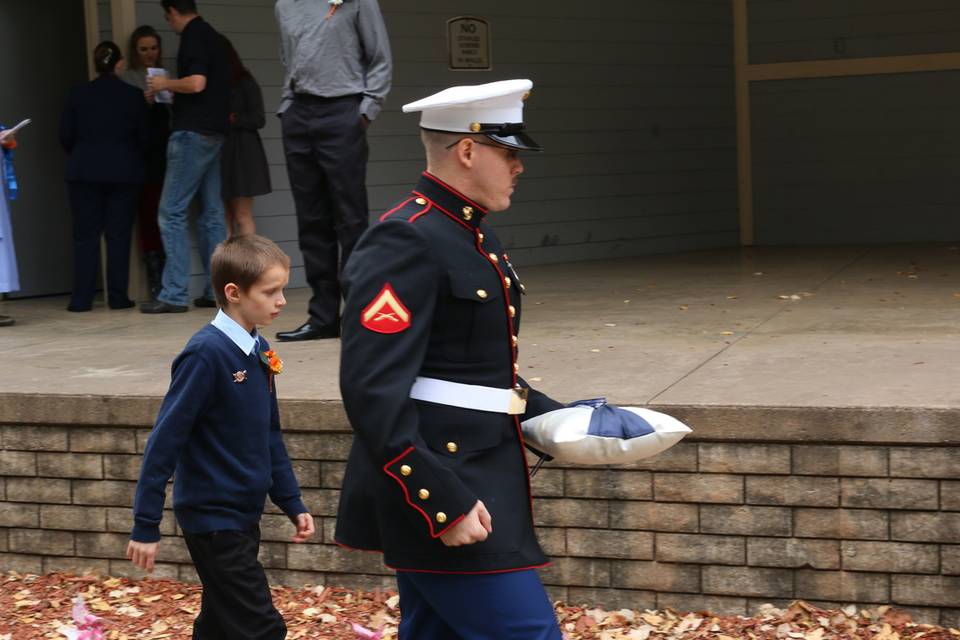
[439,500,492,547]
[144,88,156,104]
[360,114,370,130]
[126,540,159,572]
[291,512,315,543]
[146,75,169,92]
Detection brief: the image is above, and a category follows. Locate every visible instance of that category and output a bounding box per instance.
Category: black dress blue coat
[60,73,148,183]
[335,172,563,574]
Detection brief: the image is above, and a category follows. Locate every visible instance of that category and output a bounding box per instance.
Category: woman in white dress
[0,129,19,327]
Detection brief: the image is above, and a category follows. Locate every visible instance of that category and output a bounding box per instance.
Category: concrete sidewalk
[1,243,958,408]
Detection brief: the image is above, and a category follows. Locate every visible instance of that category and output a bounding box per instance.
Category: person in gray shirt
[274,0,392,341]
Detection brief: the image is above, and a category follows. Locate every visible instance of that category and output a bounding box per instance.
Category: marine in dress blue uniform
[335,80,564,639]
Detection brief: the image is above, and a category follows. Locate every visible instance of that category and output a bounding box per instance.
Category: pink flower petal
[350,622,383,639]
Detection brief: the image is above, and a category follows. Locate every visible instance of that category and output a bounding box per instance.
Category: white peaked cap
[402,79,541,151]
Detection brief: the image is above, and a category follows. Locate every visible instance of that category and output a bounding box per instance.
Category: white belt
[409,376,528,415]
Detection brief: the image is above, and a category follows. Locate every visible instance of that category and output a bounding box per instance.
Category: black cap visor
[486,131,542,152]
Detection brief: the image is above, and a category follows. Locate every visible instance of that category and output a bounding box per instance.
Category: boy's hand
[440,500,492,547]
[291,513,315,543]
[126,540,159,572]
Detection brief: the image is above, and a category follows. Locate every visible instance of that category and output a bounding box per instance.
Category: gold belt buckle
[507,386,528,415]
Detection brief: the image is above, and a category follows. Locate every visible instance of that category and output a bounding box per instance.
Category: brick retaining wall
[1,395,958,627]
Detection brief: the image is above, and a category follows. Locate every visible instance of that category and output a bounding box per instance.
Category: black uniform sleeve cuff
[383,446,477,538]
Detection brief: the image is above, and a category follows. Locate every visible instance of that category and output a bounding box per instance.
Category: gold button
[488,253,499,262]
[446,442,458,453]
[418,489,430,500]
[477,289,488,299]
[478,232,484,242]
[509,305,516,317]
[504,277,512,288]
[414,197,427,205]
[470,122,482,132]
[436,512,448,523]
[400,465,412,476]
[512,335,518,347]
[462,206,474,221]
[513,363,519,373]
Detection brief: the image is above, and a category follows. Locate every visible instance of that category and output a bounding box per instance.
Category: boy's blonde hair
[211,234,290,308]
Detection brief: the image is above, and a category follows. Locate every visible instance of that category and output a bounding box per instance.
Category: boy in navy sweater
[128,234,313,639]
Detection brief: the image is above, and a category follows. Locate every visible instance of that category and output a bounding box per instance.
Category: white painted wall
[133,0,736,292]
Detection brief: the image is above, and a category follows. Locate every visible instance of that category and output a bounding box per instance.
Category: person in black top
[60,41,148,312]
[121,25,171,299]
[141,0,230,314]
[221,38,271,237]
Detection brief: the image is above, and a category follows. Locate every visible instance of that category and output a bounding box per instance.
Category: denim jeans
[157,130,227,306]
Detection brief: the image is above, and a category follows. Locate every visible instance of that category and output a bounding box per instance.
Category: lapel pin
[233,370,247,383]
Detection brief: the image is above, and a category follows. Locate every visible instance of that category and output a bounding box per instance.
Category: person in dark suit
[60,41,148,312]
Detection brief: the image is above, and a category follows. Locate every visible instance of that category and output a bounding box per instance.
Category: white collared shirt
[211,309,260,356]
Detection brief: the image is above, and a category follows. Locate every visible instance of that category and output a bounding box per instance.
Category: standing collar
[211,309,260,356]
[414,172,488,230]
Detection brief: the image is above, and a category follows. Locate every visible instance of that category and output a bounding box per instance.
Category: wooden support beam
[110,0,137,51]
[746,52,960,82]
[83,0,100,80]
[733,0,754,246]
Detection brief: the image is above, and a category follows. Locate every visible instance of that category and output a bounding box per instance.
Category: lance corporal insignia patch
[361,283,412,334]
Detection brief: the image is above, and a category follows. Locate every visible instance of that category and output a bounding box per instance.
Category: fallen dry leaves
[2,572,959,640]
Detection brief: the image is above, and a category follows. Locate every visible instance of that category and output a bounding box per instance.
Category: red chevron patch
[361,283,411,334]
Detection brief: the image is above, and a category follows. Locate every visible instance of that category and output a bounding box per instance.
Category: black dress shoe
[140,300,188,314]
[67,302,92,312]
[0,315,14,327]
[109,298,136,310]
[194,296,217,308]
[276,321,340,341]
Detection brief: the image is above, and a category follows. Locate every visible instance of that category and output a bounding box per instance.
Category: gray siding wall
[747,1,960,245]
[135,0,736,293]
[748,0,960,64]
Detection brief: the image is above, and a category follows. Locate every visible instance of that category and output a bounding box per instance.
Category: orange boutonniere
[260,349,283,390]
[261,349,283,375]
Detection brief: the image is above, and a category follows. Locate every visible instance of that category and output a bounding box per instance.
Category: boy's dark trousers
[183,526,286,640]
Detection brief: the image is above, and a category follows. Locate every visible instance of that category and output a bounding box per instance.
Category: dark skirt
[221,128,272,199]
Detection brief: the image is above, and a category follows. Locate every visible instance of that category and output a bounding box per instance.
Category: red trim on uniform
[414,192,474,232]
[421,171,488,215]
[338,541,553,575]
[388,561,551,575]
[382,447,466,538]
[379,196,416,222]
[473,231,539,535]
[383,446,415,469]
[408,202,432,223]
